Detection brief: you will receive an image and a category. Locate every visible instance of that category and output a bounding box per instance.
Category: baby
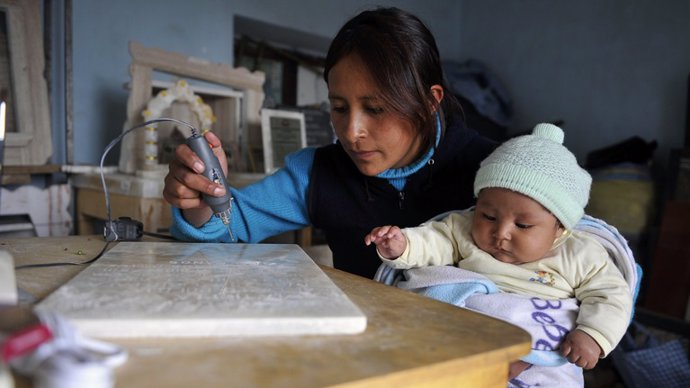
[365,123,632,382]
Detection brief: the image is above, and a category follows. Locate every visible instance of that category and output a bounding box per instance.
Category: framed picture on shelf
[275,104,335,147]
[260,109,306,174]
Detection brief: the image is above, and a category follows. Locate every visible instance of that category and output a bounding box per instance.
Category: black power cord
[100,117,198,242]
[15,118,198,270]
[142,231,177,240]
[14,241,112,270]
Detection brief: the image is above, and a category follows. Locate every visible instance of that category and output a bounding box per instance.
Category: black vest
[308,122,497,278]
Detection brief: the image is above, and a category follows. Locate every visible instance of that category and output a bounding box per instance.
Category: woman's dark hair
[324,7,459,149]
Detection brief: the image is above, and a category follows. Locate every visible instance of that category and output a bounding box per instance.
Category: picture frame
[0,0,52,166]
[260,108,306,174]
[119,41,265,174]
[275,104,335,147]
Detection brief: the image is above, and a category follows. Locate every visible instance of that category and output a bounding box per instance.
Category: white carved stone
[36,242,366,338]
[118,42,265,174]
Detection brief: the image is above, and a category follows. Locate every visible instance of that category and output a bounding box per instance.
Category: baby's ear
[552,224,570,247]
[555,218,565,232]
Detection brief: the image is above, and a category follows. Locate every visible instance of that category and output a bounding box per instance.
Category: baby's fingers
[365,226,390,245]
[365,226,388,245]
[364,233,376,246]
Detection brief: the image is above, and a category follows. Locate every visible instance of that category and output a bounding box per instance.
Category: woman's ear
[430,85,444,111]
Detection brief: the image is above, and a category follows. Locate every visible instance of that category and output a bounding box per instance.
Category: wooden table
[3,235,530,387]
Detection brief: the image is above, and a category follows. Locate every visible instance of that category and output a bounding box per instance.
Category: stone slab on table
[36,242,366,338]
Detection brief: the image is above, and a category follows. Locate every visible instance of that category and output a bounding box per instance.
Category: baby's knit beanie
[473,123,592,229]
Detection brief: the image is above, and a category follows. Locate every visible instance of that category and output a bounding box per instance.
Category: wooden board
[35,242,366,338]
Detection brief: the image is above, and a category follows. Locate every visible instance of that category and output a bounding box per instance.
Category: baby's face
[471,188,564,264]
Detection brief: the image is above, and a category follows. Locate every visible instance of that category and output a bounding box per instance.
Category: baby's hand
[508,360,531,379]
[364,225,407,259]
[559,329,602,369]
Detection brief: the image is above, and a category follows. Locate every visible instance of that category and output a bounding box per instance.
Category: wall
[67,0,690,170]
[457,0,690,167]
[37,0,690,237]
[69,0,461,165]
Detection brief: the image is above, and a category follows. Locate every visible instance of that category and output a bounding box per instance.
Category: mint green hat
[473,123,592,229]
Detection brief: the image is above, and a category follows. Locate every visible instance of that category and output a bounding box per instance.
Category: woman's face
[327,54,424,176]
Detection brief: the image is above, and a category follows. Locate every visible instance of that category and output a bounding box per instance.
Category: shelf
[0,164,62,185]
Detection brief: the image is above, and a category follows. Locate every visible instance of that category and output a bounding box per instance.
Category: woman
[163,7,496,279]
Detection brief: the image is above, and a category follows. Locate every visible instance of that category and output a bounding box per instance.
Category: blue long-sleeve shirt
[171,143,436,243]
[171,147,314,243]
[171,120,441,243]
